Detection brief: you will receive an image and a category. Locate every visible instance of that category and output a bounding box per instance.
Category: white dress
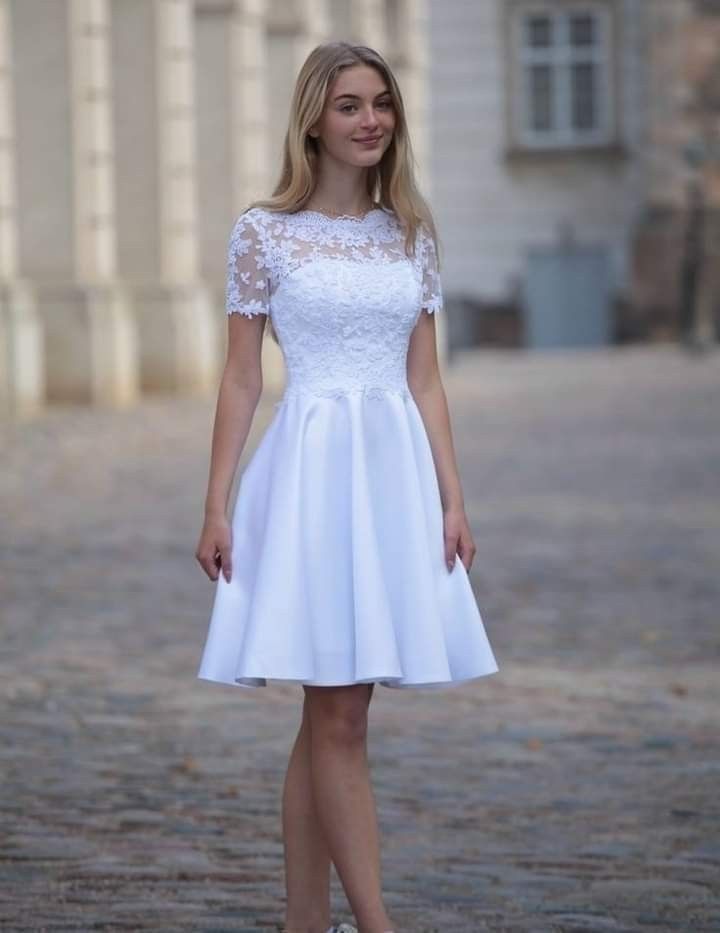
[196,205,499,689]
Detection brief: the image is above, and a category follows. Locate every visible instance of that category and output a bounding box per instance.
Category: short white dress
[196,205,499,689]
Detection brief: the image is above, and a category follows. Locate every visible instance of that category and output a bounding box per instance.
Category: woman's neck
[305,173,374,217]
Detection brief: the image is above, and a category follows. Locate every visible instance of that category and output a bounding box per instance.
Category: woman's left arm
[407,311,476,573]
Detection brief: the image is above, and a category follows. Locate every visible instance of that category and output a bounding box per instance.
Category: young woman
[195,41,499,933]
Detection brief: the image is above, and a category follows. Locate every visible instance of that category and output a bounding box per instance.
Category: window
[510,3,614,149]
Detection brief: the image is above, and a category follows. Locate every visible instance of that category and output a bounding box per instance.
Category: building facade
[0,0,434,417]
[429,0,720,351]
[4,0,718,418]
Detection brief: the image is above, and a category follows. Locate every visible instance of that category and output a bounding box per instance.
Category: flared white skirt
[196,389,499,689]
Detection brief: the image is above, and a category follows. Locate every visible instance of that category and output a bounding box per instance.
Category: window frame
[507,1,617,151]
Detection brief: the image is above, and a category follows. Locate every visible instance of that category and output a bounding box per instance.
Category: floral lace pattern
[224,206,443,400]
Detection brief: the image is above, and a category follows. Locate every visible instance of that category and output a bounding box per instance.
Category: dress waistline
[274,384,411,409]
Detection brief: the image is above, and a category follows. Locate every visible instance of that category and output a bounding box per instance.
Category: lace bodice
[225,206,443,401]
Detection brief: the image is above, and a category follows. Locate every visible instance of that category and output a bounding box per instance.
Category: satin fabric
[197,389,499,689]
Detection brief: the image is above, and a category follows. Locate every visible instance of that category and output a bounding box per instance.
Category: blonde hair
[242,41,441,343]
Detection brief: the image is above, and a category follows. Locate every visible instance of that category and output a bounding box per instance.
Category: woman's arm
[196,312,266,582]
[407,311,477,573]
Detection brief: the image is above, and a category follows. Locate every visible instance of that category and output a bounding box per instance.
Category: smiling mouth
[354,136,382,143]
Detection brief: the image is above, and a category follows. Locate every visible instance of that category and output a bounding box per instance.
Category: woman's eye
[340,100,393,113]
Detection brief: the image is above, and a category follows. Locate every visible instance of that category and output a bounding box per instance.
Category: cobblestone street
[1,344,719,932]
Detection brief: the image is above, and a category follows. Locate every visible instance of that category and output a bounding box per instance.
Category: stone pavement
[1,344,719,933]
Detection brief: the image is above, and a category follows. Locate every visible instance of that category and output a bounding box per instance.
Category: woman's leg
[282,696,333,933]
[302,682,394,933]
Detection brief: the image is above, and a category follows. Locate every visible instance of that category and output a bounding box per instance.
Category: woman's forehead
[330,64,388,98]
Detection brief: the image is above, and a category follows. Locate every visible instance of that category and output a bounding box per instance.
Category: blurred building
[430,0,720,352]
[0,0,433,417]
[2,0,719,418]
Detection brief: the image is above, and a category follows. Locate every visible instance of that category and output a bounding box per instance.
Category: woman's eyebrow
[333,91,391,101]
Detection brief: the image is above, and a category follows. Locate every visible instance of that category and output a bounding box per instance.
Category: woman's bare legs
[283,683,391,933]
[282,696,333,933]
[301,682,395,933]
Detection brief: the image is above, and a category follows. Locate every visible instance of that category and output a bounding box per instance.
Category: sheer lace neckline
[288,206,388,224]
[226,204,442,321]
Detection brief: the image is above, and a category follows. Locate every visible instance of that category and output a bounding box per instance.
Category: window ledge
[503,142,630,163]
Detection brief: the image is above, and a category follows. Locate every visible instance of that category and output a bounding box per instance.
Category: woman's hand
[443,506,476,573]
[195,513,233,582]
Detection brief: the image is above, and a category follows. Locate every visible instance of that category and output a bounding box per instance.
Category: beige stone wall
[642,0,720,208]
[429,0,647,309]
[1,0,436,417]
[0,0,43,416]
[629,0,720,340]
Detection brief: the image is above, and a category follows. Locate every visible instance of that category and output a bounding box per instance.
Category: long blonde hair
[242,41,441,342]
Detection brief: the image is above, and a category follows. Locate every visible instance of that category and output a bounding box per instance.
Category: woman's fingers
[218,544,232,582]
[195,546,219,581]
[195,518,232,582]
[457,533,477,572]
[444,528,458,571]
[444,511,477,573]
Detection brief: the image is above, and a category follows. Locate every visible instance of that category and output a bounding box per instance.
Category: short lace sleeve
[419,225,443,315]
[225,211,270,317]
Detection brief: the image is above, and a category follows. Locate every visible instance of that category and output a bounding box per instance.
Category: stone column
[152,0,218,392]
[67,0,138,405]
[0,0,43,417]
[346,0,385,48]
[11,0,138,407]
[112,0,218,394]
[230,0,271,212]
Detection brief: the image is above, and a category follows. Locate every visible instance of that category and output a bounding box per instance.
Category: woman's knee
[303,685,369,745]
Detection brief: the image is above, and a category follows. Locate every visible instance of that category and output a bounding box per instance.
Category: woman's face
[310,64,396,167]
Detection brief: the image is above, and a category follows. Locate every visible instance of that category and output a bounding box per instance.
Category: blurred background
[1,2,719,931]
[1,0,719,417]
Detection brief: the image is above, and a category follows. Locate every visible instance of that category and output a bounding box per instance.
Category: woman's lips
[354,135,382,145]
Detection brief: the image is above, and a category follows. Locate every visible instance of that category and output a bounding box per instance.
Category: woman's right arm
[195,311,267,583]
[195,211,271,583]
